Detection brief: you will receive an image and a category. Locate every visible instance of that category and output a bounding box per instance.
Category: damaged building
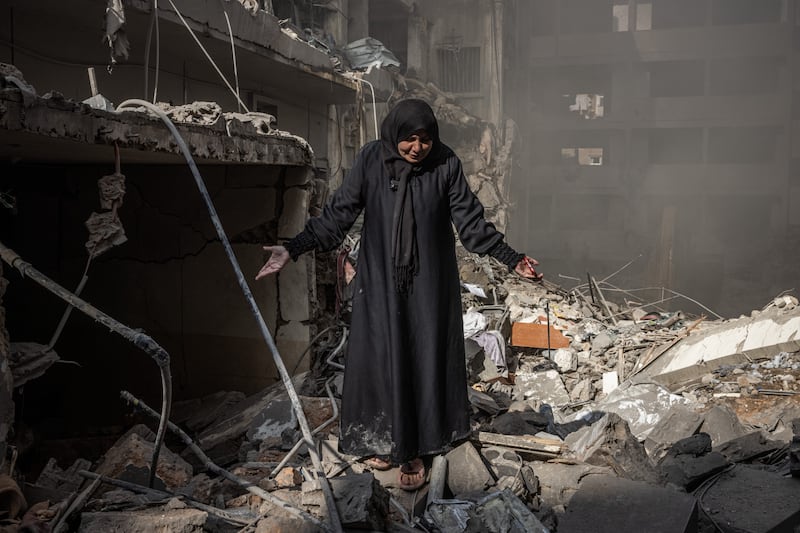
[0,0,799,532]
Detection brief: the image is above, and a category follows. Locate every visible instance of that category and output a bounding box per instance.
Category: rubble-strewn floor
[2,251,800,533]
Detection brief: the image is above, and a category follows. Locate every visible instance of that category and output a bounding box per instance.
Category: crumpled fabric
[98,173,126,210]
[471,330,507,370]
[105,0,130,62]
[85,211,127,258]
[463,309,488,338]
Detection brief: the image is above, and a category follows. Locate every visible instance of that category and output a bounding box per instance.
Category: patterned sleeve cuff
[489,241,524,271]
[284,231,317,261]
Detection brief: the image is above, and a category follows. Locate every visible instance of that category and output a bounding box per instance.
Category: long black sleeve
[446,155,523,270]
[285,143,370,260]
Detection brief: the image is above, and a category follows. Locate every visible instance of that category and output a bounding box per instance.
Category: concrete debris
[5,155,800,531]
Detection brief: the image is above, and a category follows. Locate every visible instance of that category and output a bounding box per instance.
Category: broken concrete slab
[644,404,704,458]
[565,413,660,484]
[557,475,697,533]
[714,430,784,463]
[79,506,208,533]
[94,425,193,492]
[698,404,748,447]
[445,442,495,496]
[578,382,690,440]
[171,390,247,434]
[699,464,800,532]
[634,306,800,388]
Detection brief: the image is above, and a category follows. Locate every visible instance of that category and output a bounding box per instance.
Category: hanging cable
[152,0,160,103]
[165,0,250,112]
[116,99,340,532]
[219,1,242,112]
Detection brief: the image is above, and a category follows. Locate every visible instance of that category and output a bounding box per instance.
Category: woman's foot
[362,455,393,471]
[398,457,426,491]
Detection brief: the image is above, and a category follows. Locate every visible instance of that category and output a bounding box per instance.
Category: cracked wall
[0,160,316,432]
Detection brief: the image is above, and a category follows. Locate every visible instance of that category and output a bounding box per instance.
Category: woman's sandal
[398,458,426,491]
[362,456,393,471]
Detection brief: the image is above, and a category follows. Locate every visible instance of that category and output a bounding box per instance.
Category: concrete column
[406,15,429,79]
[348,0,369,41]
[323,0,348,47]
[487,0,504,125]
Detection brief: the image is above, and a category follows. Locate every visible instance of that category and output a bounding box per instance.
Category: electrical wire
[219,1,242,112]
[152,0,160,103]
[165,0,250,112]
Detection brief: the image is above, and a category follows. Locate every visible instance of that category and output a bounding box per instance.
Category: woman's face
[397,130,433,164]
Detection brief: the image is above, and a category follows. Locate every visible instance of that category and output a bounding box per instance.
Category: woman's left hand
[515,256,543,281]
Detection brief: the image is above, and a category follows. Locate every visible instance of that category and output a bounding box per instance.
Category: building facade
[506,0,799,317]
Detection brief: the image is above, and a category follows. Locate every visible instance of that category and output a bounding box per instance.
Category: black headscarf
[380,99,442,294]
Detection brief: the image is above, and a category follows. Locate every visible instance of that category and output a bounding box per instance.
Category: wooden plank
[510,322,570,349]
[472,431,565,457]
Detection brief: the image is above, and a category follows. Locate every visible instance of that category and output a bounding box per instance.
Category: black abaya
[286,101,522,462]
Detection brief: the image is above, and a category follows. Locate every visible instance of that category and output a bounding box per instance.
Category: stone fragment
[714,430,784,463]
[329,473,390,531]
[659,451,729,491]
[274,467,302,489]
[644,404,704,458]
[514,369,570,406]
[445,442,495,496]
[557,475,697,533]
[698,404,747,447]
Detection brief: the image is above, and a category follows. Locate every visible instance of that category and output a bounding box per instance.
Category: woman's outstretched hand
[515,256,544,281]
[255,245,290,280]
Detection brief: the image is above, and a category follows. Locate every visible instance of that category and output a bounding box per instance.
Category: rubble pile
[2,251,799,532]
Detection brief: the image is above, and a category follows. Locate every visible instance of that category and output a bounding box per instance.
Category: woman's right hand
[255,245,290,280]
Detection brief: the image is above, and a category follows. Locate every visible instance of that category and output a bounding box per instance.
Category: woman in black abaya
[256,99,541,490]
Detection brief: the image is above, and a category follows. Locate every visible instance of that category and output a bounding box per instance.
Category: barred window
[437,47,481,94]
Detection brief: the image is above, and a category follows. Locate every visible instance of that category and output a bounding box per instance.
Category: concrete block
[558,475,697,533]
[329,473,390,531]
[276,321,311,375]
[551,348,577,372]
[278,188,310,239]
[602,371,619,394]
[645,404,704,458]
[700,464,800,532]
[445,442,495,496]
[699,404,748,448]
[279,254,311,321]
[514,369,571,406]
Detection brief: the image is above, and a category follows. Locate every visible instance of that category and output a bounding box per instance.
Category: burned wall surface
[0,264,12,471]
[0,160,319,430]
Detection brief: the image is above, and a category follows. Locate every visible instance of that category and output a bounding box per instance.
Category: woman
[256,99,541,490]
